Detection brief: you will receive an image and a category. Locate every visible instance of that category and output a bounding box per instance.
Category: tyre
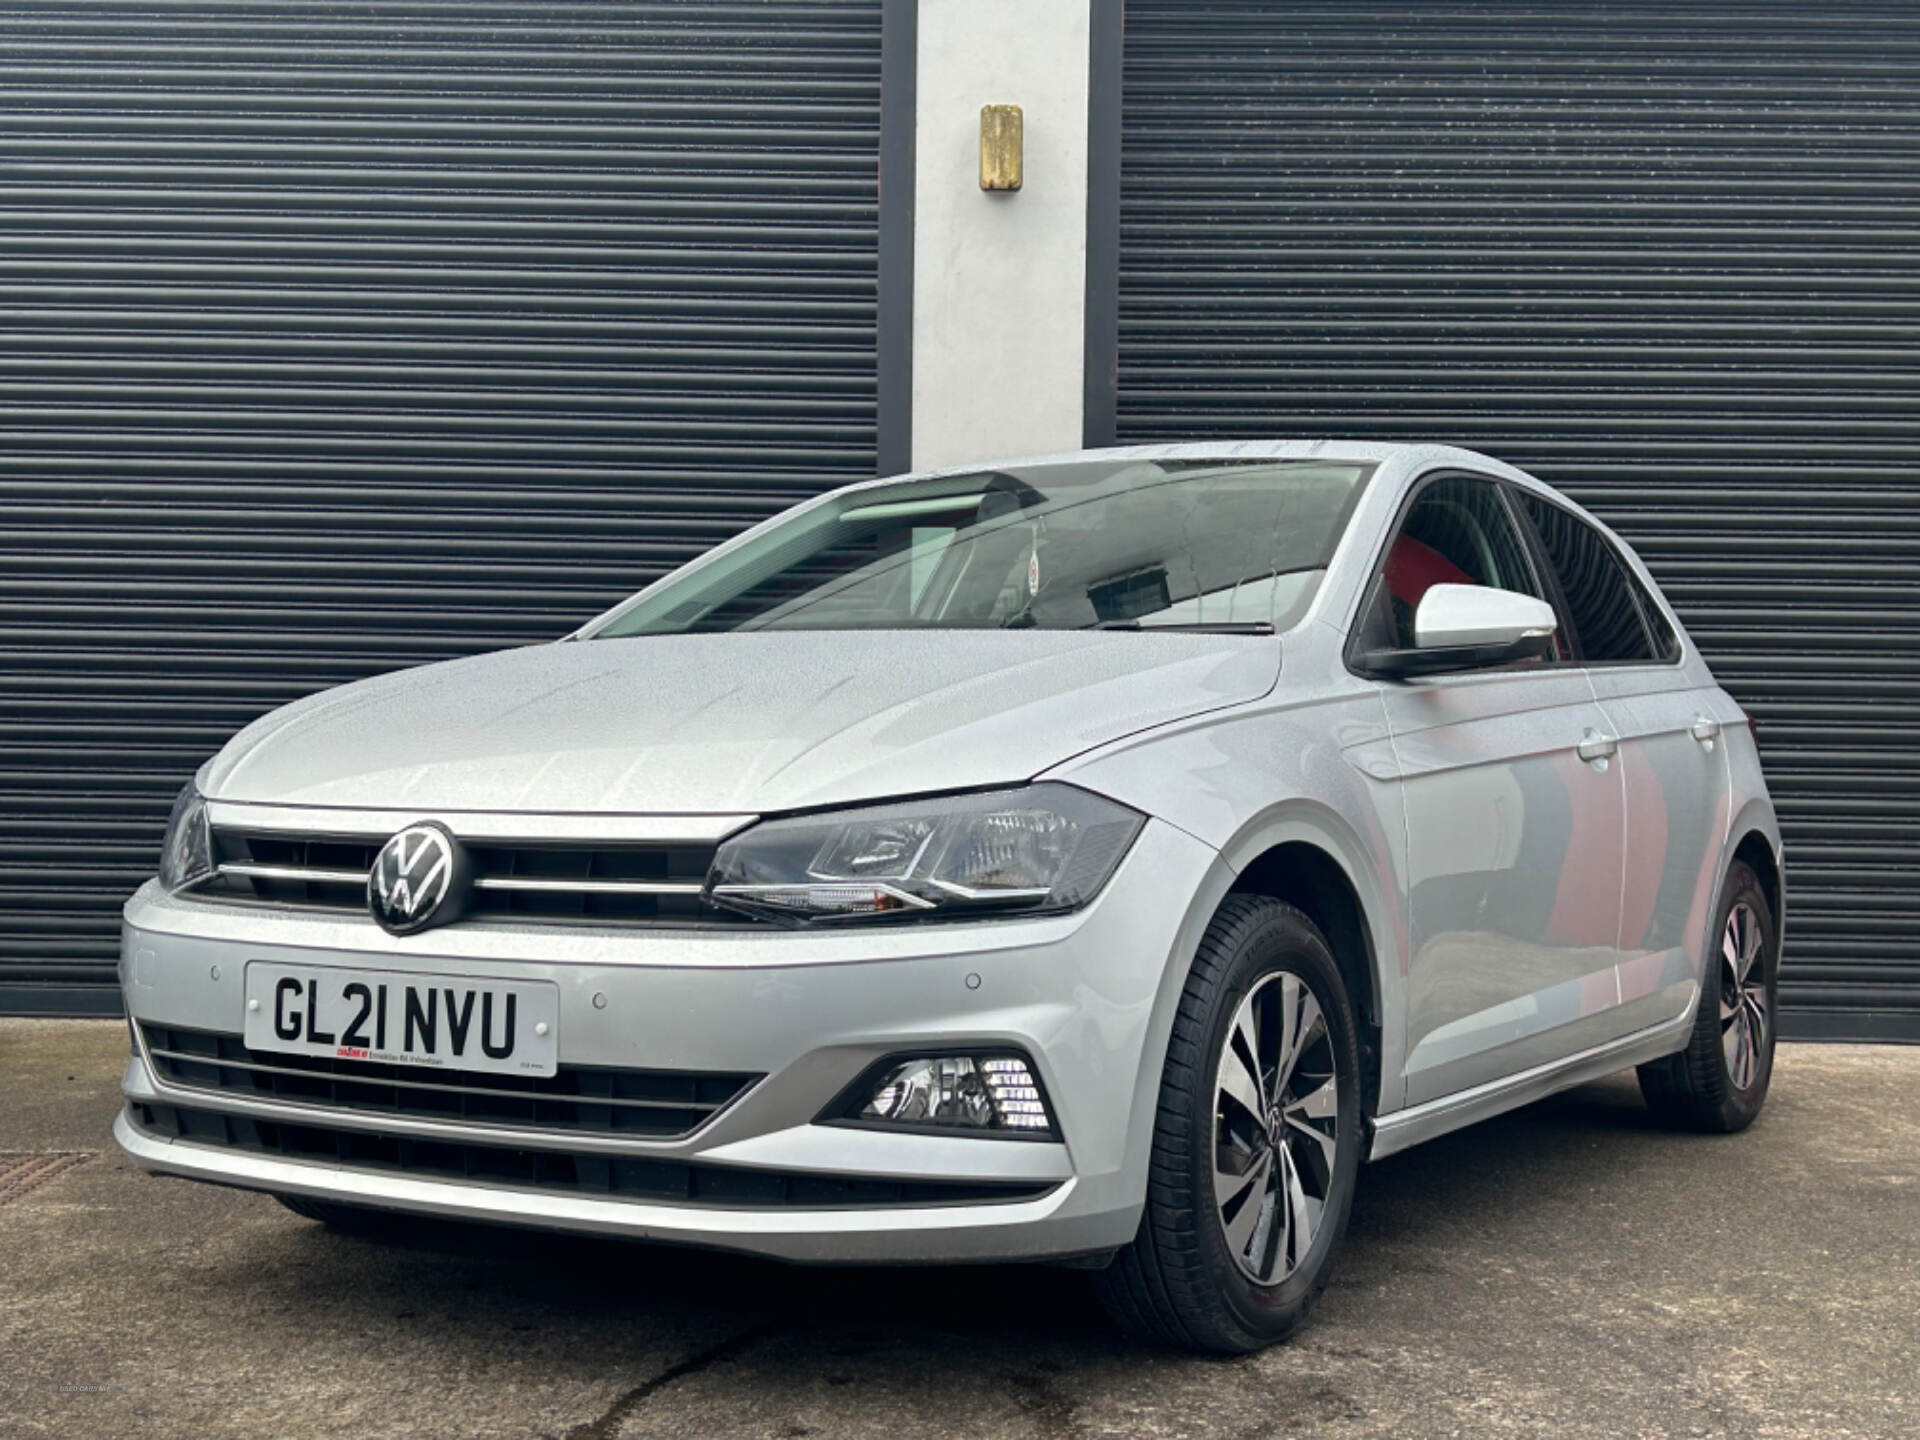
[1637,860,1778,1133]
[274,1193,398,1233]
[1095,895,1364,1353]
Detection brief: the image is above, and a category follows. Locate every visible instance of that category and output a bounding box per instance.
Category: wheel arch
[1213,801,1407,1120]
[1721,796,1786,954]
[1228,842,1383,1119]
[1732,828,1783,940]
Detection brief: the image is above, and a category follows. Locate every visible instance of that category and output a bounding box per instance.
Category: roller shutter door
[0,1,881,1013]
[1119,0,1920,1039]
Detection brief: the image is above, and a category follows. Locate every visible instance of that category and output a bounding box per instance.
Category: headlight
[706,783,1144,924]
[158,783,213,893]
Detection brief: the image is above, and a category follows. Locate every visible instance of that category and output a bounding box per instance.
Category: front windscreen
[586,458,1374,638]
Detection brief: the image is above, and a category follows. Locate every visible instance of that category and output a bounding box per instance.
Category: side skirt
[1366,1005,1695,1162]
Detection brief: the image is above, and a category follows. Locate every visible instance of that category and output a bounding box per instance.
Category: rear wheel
[1094,896,1364,1353]
[1637,860,1778,1133]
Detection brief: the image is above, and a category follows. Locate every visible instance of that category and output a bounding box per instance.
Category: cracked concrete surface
[1,1019,1914,1439]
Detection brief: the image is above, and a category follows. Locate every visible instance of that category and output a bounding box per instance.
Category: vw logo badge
[368,822,470,935]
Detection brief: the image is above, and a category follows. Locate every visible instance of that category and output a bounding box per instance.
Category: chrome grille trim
[207,863,710,899]
[198,826,725,923]
[217,862,365,886]
[474,875,707,897]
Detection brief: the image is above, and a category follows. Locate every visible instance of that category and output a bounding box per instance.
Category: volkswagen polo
[115,442,1782,1352]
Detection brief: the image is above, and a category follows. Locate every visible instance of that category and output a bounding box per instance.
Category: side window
[1376,475,1550,651]
[1624,566,1681,662]
[1515,494,1659,664]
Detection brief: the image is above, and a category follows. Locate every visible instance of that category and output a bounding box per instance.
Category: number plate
[242,962,559,1078]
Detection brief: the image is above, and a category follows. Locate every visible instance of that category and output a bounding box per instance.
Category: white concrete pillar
[908,0,1094,471]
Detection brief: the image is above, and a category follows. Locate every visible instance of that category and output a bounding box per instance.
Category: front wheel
[1094,896,1364,1353]
[1637,859,1778,1133]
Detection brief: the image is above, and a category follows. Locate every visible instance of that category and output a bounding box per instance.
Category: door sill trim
[1367,1007,1695,1162]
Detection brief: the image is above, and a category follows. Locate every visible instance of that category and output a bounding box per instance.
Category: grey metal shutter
[1119,0,1920,1040]
[0,1,881,1013]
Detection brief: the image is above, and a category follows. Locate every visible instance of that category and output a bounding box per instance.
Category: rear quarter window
[1515,493,1662,664]
[1624,564,1682,662]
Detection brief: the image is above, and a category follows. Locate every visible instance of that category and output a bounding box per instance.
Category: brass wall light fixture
[980,104,1023,191]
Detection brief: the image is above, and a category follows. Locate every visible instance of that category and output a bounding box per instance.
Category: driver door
[1361,474,1630,1107]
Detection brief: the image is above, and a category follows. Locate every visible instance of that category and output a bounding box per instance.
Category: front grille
[129,1102,1059,1210]
[141,1024,757,1142]
[200,828,722,924]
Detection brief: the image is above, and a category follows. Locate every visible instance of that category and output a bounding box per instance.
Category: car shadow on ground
[132,1066,1763,1437]
[259,1069,1677,1357]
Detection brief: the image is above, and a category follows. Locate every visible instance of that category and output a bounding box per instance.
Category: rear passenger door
[1511,491,1731,1035]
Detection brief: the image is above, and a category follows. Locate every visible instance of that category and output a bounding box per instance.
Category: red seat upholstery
[1385,534,1472,611]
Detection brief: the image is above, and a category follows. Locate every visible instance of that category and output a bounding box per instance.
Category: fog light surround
[829,1051,1059,1141]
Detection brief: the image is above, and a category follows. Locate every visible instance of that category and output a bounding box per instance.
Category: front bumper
[115,817,1221,1263]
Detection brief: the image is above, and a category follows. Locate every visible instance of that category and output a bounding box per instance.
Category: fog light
[846,1053,1056,1138]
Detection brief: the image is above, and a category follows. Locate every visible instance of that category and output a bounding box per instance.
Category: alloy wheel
[1212,972,1340,1285]
[1720,900,1769,1091]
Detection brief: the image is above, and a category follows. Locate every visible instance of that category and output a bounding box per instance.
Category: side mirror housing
[1357,583,1558,679]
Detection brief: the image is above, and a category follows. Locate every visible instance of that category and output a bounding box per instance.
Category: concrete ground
[1,1020,1914,1440]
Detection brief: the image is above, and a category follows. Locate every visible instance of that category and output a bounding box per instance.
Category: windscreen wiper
[1089,620,1276,635]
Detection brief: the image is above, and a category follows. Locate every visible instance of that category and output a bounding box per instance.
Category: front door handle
[1576,729,1618,763]
[1691,715,1721,748]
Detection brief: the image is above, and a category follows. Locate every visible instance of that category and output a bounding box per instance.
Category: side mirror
[1358,583,1558,679]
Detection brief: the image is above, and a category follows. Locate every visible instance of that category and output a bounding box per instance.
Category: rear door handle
[1576,729,1618,763]
[1691,715,1721,747]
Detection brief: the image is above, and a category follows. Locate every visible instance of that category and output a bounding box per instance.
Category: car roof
[851,437,1637,569]
[862,438,1617,524]
[866,439,1530,487]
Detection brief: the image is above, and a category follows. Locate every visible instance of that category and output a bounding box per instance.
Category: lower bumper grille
[129,1103,1059,1210]
[140,1023,757,1142]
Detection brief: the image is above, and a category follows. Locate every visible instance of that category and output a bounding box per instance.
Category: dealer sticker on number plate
[242,961,560,1078]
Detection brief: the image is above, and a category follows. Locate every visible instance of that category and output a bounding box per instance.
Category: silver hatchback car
[117,442,1782,1352]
